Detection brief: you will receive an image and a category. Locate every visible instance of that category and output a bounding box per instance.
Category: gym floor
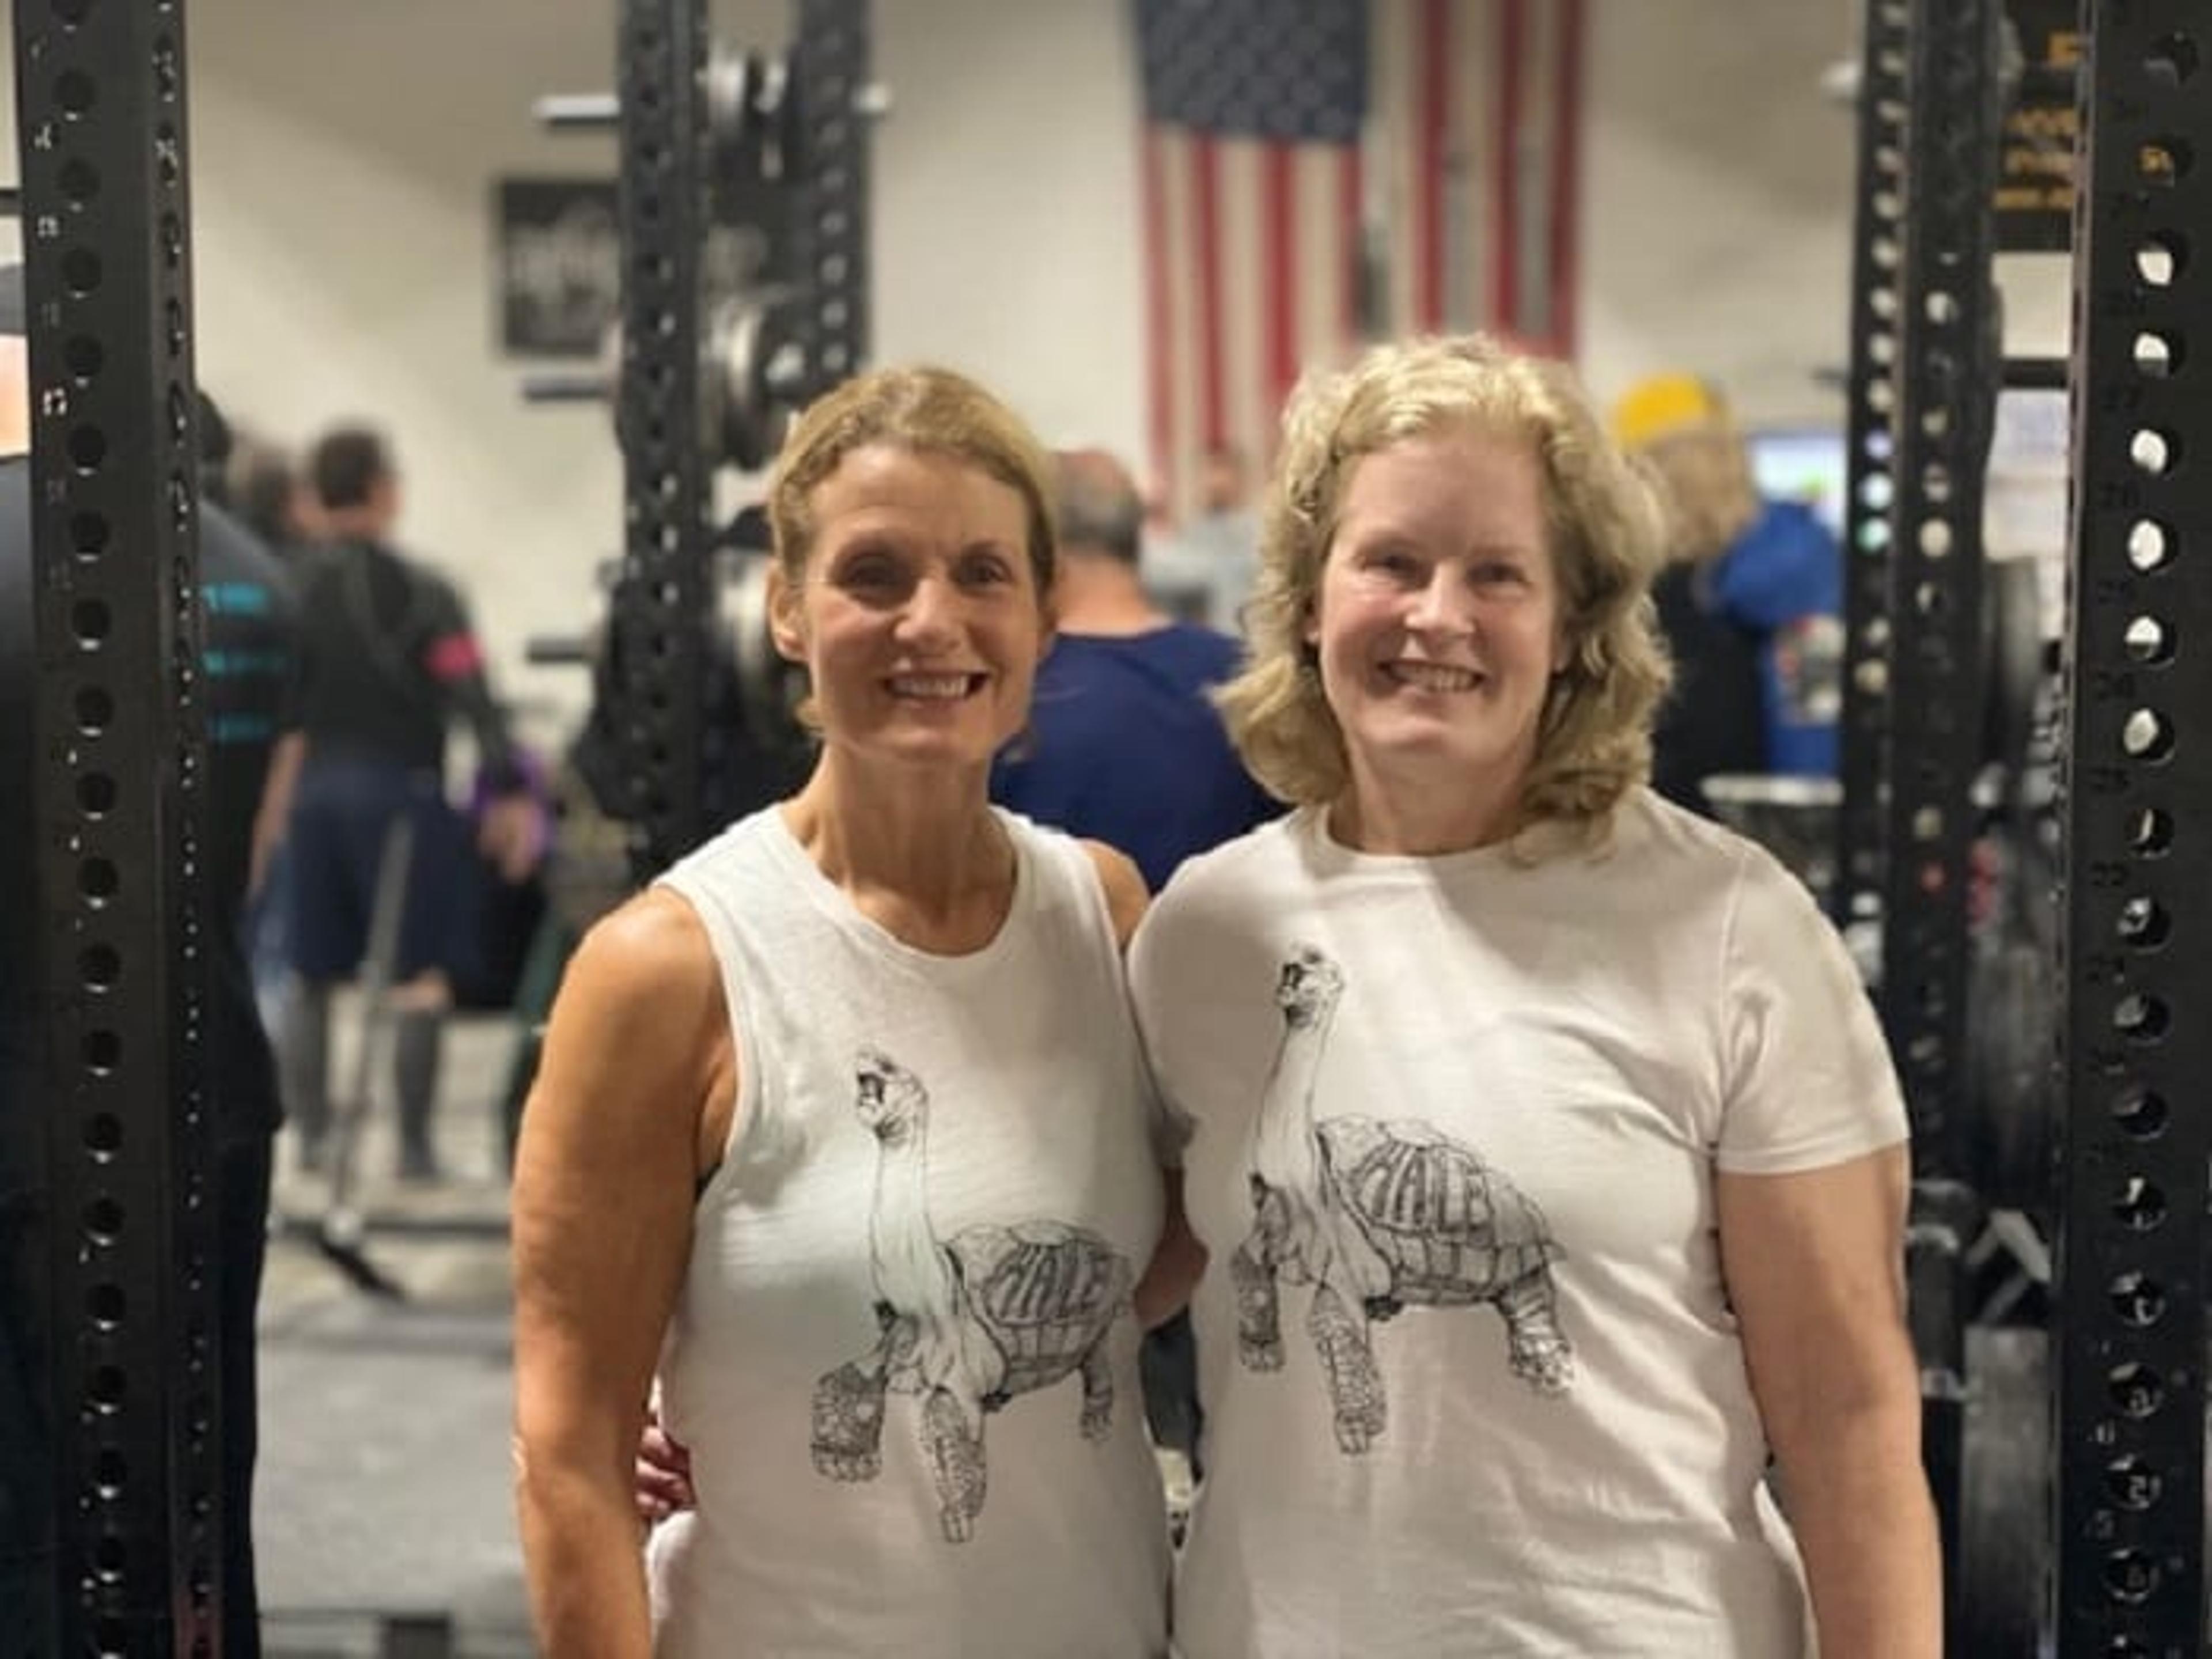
[252,1006,533,1657]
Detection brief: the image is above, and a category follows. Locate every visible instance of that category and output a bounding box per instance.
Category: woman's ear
[767,564,808,664]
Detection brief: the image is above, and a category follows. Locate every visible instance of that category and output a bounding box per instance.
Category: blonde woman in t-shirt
[1128,335,1938,1657]
[513,365,1196,1659]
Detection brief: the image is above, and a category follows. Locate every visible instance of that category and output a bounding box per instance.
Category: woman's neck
[782,750,1014,944]
[1330,756,1527,858]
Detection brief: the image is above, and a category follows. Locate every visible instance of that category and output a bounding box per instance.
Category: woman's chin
[850,724,1006,773]
[1348,721,1533,792]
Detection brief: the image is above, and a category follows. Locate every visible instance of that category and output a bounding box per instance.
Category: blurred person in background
[995,446,1278,893]
[1611,373,1843,819]
[1146,441,1264,634]
[257,425,537,1181]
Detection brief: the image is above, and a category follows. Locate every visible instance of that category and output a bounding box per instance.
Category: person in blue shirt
[1612,374,1843,812]
[990,446,1278,1475]
[991,448,1278,893]
[1141,442,1263,635]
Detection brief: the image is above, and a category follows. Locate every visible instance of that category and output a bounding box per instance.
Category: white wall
[872,0,1146,457]
[1,2,653,737]
[187,0,1147,740]
[1578,1,1861,422]
[2,0,2073,733]
[1577,0,2071,421]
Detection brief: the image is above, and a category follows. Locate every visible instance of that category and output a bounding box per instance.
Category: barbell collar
[2000,355,2067,390]
[525,636,593,667]
[535,93,622,132]
[520,372,611,405]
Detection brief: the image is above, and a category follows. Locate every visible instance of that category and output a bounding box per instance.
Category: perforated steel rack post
[613,0,710,876]
[14,0,222,1652]
[1831,0,1912,938]
[788,0,870,400]
[1879,13,2005,1643]
[1881,0,2003,1184]
[2051,7,2211,1647]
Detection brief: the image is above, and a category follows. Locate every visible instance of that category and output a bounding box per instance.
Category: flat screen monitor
[1745,427,1847,540]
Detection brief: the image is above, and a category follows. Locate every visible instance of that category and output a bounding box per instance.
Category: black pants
[1139,1310,1203,1465]
[218,1135,274,1657]
[0,1141,267,1651]
[0,1172,58,1651]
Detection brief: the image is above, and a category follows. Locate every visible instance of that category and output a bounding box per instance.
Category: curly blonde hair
[1217,335,1672,853]
[1634,433,1760,570]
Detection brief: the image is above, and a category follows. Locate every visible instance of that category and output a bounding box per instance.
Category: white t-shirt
[1130,790,1908,1658]
[647,807,1172,1658]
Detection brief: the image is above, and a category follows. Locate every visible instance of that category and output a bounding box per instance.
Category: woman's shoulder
[660,804,782,883]
[1567,789,1766,924]
[1607,786,1843,953]
[571,887,722,1006]
[536,887,731,1121]
[1074,837,1149,948]
[654,809,820,938]
[983,809,1149,957]
[998,806,1289,919]
[1128,816,1304,983]
[1609,785,1763,875]
[1151,812,1304,916]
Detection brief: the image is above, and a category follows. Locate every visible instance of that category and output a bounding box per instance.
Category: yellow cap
[1611,373,1726,451]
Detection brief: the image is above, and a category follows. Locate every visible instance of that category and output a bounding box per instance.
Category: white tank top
[646,805,1171,1658]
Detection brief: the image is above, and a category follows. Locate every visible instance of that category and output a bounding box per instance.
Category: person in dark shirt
[0,266,296,1654]
[0,268,58,1654]
[1646,555,1767,816]
[256,426,535,1181]
[223,432,322,556]
[991,447,1278,1478]
[198,407,298,1659]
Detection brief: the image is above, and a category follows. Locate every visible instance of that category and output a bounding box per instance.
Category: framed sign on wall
[494,177,619,357]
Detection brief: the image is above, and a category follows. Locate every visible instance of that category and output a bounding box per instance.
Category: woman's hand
[635,1407,698,1525]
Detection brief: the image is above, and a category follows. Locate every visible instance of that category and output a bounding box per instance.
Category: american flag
[1135,0,1587,523]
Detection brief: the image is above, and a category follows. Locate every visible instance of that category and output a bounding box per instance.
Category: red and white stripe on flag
[1142,131,1362,525]
[1141,0,1585,527]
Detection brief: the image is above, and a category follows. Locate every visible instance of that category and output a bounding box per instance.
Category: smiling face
[771,443,1050,772]
[1306,426,1566,816]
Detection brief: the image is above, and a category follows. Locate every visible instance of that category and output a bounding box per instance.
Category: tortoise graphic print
[1233,945,1576,1453]
[810,1048,1137,1542]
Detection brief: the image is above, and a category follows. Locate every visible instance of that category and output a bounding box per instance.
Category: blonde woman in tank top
[512,366,1200,1659]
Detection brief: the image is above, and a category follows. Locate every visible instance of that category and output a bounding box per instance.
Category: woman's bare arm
[1719,1146,1941,1658]
[512,891,731,1658]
